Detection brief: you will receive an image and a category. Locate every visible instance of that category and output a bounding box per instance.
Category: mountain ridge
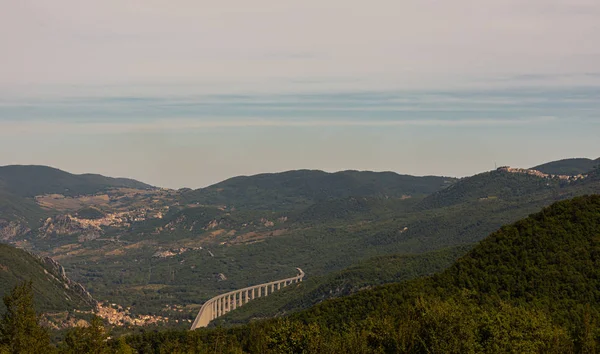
[0,165,153,198]
[531,157,600,176]
[182,169,456,210]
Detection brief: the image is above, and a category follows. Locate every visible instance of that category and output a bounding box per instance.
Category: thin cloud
[0,117,558,135]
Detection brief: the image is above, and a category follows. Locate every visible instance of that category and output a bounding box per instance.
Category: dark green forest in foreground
[3,195,600,353]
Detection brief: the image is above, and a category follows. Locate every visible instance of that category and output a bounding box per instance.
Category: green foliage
[182,169,455,210]
[122,298,574,353]
[0,244,93,313]
[118,196,600,353]
[63,168,600,317]
[1,163,599,344]
[0,190,45,225]
[218,245,471,325]
[60,316,110,354]
[0,282,53,354]
[533,158,599,176]
[0,165,152,198]
[437,194,600,320]
[419,170,563,210]
[75,207,106,220]
[113,337,136,354]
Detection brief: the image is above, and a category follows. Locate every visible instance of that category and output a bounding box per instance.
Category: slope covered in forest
[123,195,600,353]
[182,169,455,210]
[0,244,95,313]
[532,157,599,176]
[216,245,471,326]
[0,165,152,198]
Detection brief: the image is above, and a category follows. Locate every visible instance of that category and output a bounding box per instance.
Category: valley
[1,159,599,333]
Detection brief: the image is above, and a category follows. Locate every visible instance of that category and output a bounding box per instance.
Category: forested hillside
[181,170,455,210]
[0,165,152,197]
[40,166,600,320]
[0,244,95,313]
[0,189,45,226]
[1,162,599,336]
[419,169,561,209]
[217,245,471,326]
[532,157,599,176]
[123,195,600,353]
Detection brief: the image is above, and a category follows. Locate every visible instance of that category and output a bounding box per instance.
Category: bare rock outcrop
[37,255,97,307]
[0,219,30,241]
[38,215,101,241]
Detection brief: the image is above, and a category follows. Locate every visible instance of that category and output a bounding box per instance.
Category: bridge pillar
[191,268,305,330]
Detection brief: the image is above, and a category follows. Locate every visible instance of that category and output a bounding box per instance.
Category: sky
[0,0,599,188]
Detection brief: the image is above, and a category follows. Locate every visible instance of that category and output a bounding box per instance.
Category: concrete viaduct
[190,268,305,330]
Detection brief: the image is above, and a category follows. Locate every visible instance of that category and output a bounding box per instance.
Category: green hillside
[0,189,45,225]
[123,195,600,353]
[0,165,153,198]
[0,244,95,313]
[532,157,599,176]
[1,161,599,338]
[62,168,600,317]
[182,170,456,210]
[302,195,600,323]
[419,169,562,209]
[288,195,600,350]
[216,245,471,326]
[291,196,417,224]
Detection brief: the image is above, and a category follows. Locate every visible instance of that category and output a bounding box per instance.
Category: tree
[0,281,53,354]
[113,337,135,354]
[61,316,109,354]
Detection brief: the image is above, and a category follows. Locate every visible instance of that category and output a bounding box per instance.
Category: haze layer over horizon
[1,0,599,188]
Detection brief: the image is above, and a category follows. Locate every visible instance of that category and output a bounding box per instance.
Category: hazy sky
[1,0,599,188]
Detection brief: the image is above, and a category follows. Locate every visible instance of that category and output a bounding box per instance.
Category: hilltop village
[497,166,587,181]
